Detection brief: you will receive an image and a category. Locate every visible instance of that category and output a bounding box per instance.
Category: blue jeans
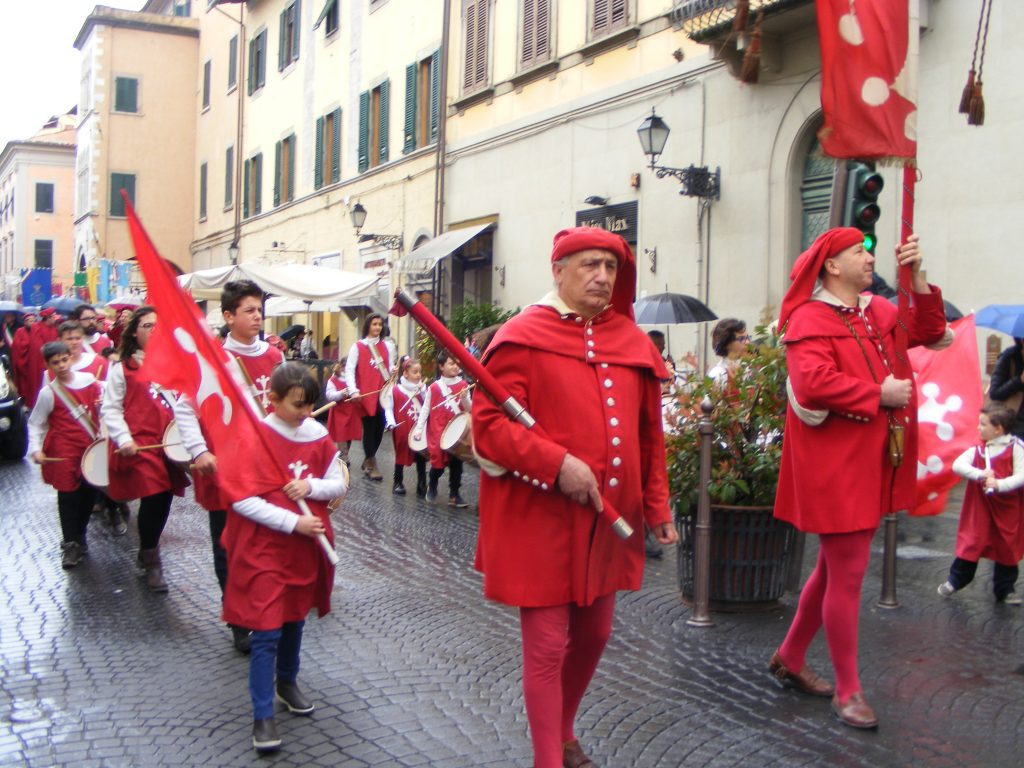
[249,621,304,719]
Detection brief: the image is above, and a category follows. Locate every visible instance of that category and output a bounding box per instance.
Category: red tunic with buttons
[352,340,391,417]
[107,364,187,501]
[326,376,363,442]
[955,442,1024,564]
[227,344,283,415]
[426,378,469,470]
[775,289,948,534]
[472,302,671,608]
[41,381,103,492]
[390,382,424,466]
[221,423,337,631]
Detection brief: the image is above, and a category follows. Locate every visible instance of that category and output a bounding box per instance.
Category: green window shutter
[378,79,390,164]
[247,38,255,95]
[115,78,138,112]
[403,63,417,154]
[225,146,234,207]
[287,135,295,202]
[199,162,207,218]
[314,117,324,189]
[243,159,250,218]
[202,61,211,108]
[228,36,238,89]
[330,108,341,183]
[273,141,282,206]
[278,11,286,71]
[254,154,262,214]
[358,91,369,172]
[292,1,301,61]
[110,174,121,216]
[429,49,440,143]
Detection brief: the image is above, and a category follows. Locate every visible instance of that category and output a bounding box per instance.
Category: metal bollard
[687,396,714,628]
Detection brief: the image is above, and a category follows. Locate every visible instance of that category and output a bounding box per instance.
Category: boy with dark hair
[71,304,113,355]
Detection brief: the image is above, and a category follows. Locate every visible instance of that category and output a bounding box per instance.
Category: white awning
[393,223,493,274]
[178,263,380,304]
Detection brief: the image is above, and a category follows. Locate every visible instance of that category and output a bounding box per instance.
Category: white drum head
[162,422,189,464]
[81,438,109,488]
[408,430,428,453]
[440,413,471,451]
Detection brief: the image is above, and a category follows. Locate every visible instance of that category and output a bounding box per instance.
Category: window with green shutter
[358,91,370,172]
[404,52,441,154]
[34,240,53,270]
[274,135,295,206]
[279,1,301,71]
[202,60,211,110]
[315,109,342,189]
[228,36,238,91]
[244,154,262,218]
[109,173,136,217]
[35,183,54,214]
[377,80,389,165]
[225,146,234,209]
[114,77,138,113]
[248,30,267,95]
[199,162,208,220]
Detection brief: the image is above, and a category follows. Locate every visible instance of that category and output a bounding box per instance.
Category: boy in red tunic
[414,351,470,507]
[221,364,347,753]
[29,341,104,569]
[382,357,427,496]
[324,362,362,467]
[938,403,1024,603]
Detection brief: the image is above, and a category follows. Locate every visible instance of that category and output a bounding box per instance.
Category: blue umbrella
[0,301,23,314]
[975,305,1024,338]
[42,296,87,314]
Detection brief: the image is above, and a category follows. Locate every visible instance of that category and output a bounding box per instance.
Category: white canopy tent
[178,263,380,304]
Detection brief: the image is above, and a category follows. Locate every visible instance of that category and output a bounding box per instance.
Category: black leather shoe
[416,480,427,497]
[393,482,406,496]
[276,680,314,715]
[449,493,469,508]
[252,717,281,752]
[230,625,252,654]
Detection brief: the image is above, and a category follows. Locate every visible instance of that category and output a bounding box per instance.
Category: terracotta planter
[676,502,796,613]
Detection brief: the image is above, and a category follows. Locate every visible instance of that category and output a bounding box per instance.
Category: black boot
[230,625,253,654]
[275,680,315,715]
[393,466,406,495]
[393,482,406,495]
[252,717,281,752]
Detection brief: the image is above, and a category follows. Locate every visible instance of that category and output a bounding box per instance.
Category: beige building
[73,4,199,275]
[0,113,78,300]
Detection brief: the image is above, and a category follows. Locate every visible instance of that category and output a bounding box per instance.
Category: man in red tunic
[23,308,60,409]
[769,228,950,730]
[473,227,677,768]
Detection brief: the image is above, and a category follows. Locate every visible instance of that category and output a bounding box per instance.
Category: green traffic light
[863,233,877,253]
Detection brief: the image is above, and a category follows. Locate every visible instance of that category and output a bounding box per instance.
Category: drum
[81,438,110,489]
[440,413,476,465]
[408,429,429,458]
[327,458,351,511]
[162,421,190,464]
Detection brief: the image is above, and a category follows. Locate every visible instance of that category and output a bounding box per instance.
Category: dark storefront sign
[575,201,638,244]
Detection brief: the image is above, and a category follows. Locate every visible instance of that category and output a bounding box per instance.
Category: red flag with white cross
[909,316,984,517]
[121,194,289,503]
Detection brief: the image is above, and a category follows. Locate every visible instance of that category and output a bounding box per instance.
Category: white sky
[0,0,143,148]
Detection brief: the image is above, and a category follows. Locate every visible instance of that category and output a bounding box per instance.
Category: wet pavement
[1,441,1023,767]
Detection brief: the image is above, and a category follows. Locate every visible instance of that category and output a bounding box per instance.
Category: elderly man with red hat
[769,228,950,730]
[472,227,678,768]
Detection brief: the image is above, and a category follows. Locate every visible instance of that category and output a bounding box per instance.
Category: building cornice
[0,141,77,179]
[74,6,199,50]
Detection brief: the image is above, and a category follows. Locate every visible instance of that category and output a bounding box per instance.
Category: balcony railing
[672,0,811,41]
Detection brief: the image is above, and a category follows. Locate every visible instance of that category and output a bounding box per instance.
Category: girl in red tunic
[414,351,471,507]
[382,357,427,496]
[938,403,1024,603]
[100,307,187,592]
[325,362,362,466]
[28,341,103,569]
[343,313,393,480]
[220,363,347,753]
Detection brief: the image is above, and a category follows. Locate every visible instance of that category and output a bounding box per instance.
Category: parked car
[0,354,27,461]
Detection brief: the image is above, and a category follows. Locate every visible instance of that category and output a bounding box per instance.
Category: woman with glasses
[101,306,186,592]
[707,318,752,385]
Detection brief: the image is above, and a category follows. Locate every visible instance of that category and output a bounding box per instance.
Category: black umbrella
[278,324,305,342]
[42,296,87,314]
[633,292,717,324]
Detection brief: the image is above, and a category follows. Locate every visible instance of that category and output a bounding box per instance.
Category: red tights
[519,594,615,768]
[778,528,875,702]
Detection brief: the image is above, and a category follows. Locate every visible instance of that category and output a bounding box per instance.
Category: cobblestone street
[1,442,1023,767]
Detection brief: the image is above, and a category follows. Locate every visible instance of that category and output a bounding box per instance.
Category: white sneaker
[1000,592,1022,605]
[937,581,956,597]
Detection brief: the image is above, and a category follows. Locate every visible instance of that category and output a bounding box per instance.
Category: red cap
[39,307,57,318]
[550,226,636,320]
[778,227,864,331]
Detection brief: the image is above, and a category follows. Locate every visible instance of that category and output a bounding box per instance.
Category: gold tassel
[740,12,763,85]
[968,80,985,125]
[958,69,975,114]
[733,0,750,33]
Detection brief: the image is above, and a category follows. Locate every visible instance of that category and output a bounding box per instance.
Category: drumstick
[37,456,66,463]
[984,446,995,495]
[392,383,477,430]
[314,383,391,418]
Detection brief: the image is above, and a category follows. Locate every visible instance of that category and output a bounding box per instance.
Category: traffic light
[843,160,884,253]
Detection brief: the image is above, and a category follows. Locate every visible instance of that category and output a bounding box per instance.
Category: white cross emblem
[288,459,309,479]
[254,374,271,409]
[917,381,963,443]
[173,328,233,425]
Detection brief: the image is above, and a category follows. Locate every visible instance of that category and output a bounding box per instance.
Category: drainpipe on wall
[433,0,451,238]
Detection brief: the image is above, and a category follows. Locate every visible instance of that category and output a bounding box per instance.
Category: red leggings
[520,595,615,768]
[778,528,875,702]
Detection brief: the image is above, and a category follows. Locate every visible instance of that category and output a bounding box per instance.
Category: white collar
[72,351,97,370]
[398,376,424,394]
[265,413,328,443]
[85,331,104,342]
[360,336,383,346]
[224,334,268,356]
[439,375,462,386]
[811,283,872,311]
[54,370,96,390]
[986,435,1015,450]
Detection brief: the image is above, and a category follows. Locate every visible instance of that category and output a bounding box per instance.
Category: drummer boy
[28,341,104,569]
[413,350,471,507]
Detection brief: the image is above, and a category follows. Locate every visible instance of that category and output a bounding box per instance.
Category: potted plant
[664,321,796,611]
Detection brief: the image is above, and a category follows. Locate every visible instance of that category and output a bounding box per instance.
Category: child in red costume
[382,357,428,497]
[28,341,103,569]
[938,403,1024,604]
[325,362,362,467]
[221,363,347,753]
[413,350,471,507]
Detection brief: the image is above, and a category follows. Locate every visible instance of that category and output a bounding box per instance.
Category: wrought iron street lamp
[637,109,721,200]
[228,241,239,265]
[349,202,402,250]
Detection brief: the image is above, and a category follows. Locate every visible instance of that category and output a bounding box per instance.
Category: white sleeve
[28,387,56,454]
[344,344,360,393]
[952,446,985,482]
[173,397,209,460]
[231,497,300,534]
[996,442,1024,493]
[325,377,348,402]
[100,364,133,447]
[414,386,432,434]
[306,453,347,501]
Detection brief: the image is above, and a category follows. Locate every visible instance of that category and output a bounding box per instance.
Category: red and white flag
[910,316,983,517]
[122,195,289,503]
[816,0,918,162]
